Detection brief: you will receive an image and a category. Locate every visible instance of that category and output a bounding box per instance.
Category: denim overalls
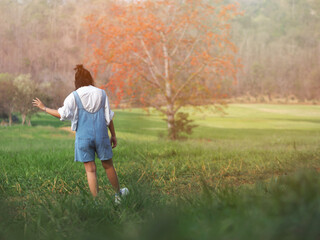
[73,90,113,162]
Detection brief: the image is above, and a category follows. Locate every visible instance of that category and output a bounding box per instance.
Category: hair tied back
[74,64,84,71]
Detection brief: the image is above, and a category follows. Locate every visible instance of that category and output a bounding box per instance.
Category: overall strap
[101,89,106,110]
[73,91,84,109]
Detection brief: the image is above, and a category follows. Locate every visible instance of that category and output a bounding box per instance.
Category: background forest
[0,0,319,124]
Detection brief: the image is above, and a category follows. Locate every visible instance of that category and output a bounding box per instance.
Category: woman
[33,65,128,202]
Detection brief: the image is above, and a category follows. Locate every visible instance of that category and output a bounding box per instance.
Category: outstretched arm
[108,120,117,148]
[32,98,61,118]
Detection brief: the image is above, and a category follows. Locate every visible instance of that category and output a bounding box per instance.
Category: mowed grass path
[0,104,320,240]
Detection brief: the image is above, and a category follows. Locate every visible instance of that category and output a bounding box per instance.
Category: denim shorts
[74,137,113,162]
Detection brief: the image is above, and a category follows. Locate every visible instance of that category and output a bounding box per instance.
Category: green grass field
[0,104,320,240]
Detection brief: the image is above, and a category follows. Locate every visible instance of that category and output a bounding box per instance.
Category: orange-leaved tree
[85,0,241,139]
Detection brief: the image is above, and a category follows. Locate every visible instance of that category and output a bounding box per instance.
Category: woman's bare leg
[84,161,98,197]
[101,159,120,193]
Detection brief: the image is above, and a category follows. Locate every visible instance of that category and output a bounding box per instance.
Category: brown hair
[74,64,94,90]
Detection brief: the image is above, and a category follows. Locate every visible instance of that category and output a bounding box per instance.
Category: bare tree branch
[181,36,200,66]
[170,23,188,57]
[172,36,200,79]
[132,52,161,87]
[132,52,149,64]
[160,32,169,80]
[139,73,161,89]
[172,64,205,102]
[140,39,165,80]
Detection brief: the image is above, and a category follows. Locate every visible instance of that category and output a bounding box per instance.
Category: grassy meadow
[0,104,320,240]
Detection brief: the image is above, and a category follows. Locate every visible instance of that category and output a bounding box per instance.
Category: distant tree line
[234,0,320,100]
[0,73,38,125]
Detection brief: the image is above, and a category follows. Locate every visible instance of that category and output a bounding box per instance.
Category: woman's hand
[32,98,46,111]
[110,136,117,148]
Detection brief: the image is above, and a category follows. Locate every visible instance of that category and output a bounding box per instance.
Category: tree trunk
[166,85,176,139]
[21,113,26,125]
[167,102,175,140]
[161,32,177,140]
[8,111,12,126]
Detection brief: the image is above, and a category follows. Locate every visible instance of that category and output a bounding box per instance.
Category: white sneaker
[115,187,129,204]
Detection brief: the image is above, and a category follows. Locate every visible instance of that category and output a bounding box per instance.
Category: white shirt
[58,85,114,131]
